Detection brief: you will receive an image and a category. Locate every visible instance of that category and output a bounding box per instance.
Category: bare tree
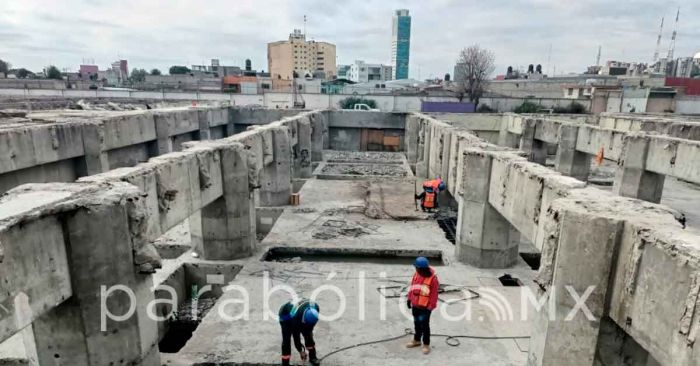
[455,45,495,108]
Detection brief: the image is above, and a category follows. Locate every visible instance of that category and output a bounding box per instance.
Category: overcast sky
[1,0,698,78]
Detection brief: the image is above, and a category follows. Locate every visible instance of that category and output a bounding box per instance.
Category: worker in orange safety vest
[406,256,440,355]
[415,177,446,212]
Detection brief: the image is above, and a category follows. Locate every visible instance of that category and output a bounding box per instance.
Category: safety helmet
[414,256,430,268]
[303,308,319,325]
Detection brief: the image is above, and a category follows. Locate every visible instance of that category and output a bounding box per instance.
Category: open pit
[0,104,699,366]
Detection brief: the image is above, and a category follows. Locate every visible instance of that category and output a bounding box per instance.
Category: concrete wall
[407,112,700,366]
[0,107,327,365]
[0,107,320,194]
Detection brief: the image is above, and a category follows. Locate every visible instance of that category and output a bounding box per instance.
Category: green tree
[16,68,30,79]
[130,68,147,83]
[46,65,62,80]
[0,59,10,77]
[169,65,190,75]
[150,68,162,76]
[338,97,377,109]
[513,101,541,113]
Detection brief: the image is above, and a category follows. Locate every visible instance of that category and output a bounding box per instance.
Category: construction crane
[652,17,664,64]
[666,7,680,62]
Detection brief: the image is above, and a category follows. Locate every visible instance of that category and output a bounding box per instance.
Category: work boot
[309,348,320,365]
[422,345,431,355]
[406,340,421,348]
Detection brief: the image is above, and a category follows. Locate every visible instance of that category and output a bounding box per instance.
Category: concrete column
[416,120,431,178]
[612,135,665,203]
[225,109,236,137]
[309,113,325,162]
[259,127,292,206]
[189,211,203,254]
[519,118,547,165]
[154,114,173,155]
[527,206,622,366]
[455,151,518,268]
[81,123,110,175]
[29,192,159,366]
[498,117,520,148]
[201,144,256,260]
[197,110,212,140]
[294,118,313,178]
[404,115,420,170]
[554,125,591,181]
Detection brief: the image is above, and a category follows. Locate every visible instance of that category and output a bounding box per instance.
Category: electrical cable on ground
[319,328,530,362]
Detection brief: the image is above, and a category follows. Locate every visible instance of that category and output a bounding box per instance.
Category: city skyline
[1,0,698,79]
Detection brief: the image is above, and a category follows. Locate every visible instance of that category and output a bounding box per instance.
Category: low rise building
[347,60,393,83]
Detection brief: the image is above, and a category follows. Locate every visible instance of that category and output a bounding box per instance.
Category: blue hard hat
[438,181,446,191]
[414,257,429,268]
[303,308,319,325]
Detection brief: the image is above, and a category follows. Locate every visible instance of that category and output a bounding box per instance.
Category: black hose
[319,328,529,362]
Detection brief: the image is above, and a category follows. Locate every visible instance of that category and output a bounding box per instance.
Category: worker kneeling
[279,298,321,366]
[406,257,440,355]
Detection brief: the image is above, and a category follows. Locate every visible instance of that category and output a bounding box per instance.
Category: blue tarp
[420,101,475,113]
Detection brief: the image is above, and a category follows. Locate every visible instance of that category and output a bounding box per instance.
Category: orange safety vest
[411,273,436,308]
[423,192,436,208]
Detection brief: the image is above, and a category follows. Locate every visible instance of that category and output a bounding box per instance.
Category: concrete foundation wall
[0,107,237,194]
[407,112,700,365]
[1,106,699,365]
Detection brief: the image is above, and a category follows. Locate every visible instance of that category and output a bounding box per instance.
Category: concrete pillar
[309,113,325,162]
[404,115,420,170]
[197,110,212,140]
[29,191,159,366]
[519,118,547,165]
[612,135,665,203]
[81,123,110,175]
[154,114,173,155]
[416,120,431,178]
[455,151,518,268]
[527,206,622,366]
[259,127,292,206]
[201,144,256,260]
[189,211,203,254]
[498,117,520,148]
[294,118,313,178]
[554,125,591,181]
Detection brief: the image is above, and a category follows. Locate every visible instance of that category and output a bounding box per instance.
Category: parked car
[351,103,380,112]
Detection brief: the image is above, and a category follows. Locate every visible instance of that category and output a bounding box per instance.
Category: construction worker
[406,257,439,355]
[415,177,446,212]
[279,298,321,366]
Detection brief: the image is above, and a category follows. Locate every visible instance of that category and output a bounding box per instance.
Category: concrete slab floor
[164,179,537,365]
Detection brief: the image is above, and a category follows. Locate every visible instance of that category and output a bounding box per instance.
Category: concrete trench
[0,107,699,365]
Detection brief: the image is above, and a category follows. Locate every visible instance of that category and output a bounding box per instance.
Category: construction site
[0,97,699,366]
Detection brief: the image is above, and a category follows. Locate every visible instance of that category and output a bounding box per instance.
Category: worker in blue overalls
[279,298,321,366]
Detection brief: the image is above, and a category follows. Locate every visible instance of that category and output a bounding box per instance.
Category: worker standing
[415,177,446,212]
[406,257,439,355]
[279,298,321,366]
